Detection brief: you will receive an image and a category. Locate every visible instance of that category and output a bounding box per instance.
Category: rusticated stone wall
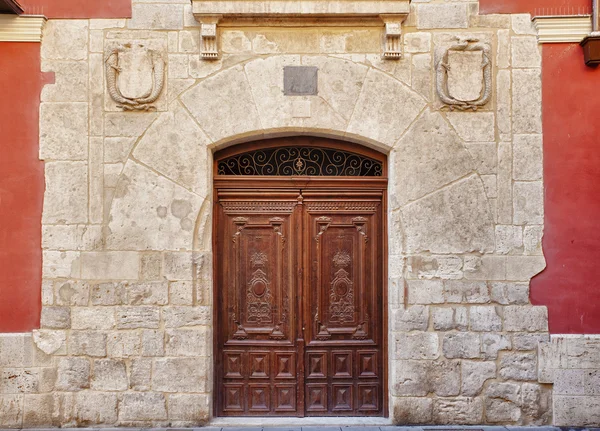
[0,0,560,427]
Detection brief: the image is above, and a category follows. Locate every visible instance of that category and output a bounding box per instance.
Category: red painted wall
[480,0,590,16]
[0,43,45,332]
[20,0,131,19]
[530,44,600,334]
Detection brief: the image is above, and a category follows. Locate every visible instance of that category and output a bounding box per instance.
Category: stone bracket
[193,0,409,60]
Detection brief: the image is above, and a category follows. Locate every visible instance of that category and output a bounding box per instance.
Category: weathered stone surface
[168,393,209,422]
[32,330,66,355]
[405,32,431,53]
[141,330,165,357]
[490,282,530,305]
[470,306,502,331]
[56,357,90,391]
[133,104,210,194]
[554,369,585,395]
[496,225,524,255]
[140,252,162,281]
[391,360,428,396]
[165,328,210,357]
[402,175,495,254]
[497,69,511,136]
[482,333,512,359]
[554,395,600,426]
[71,307,115,330]
[40,103,88,161]
[116,307,160,329]
[43,162,88,224]
[68,331,107,357]
[163,306,211,327]
[407,255,463,280]
[130,358,152,391]
[462,360,496,396]
[23,393,54,427]
[169,281,194,305]
[126,282,169,305]
[500,352,537,381]
[104,112,158,137]
[513,134,543,181]
[443,333,481,359]
[90,282,124,306]
[42,20,88,60]
[465,142,497,175]
[43,251,81,279]
[80,251,140,280]
[395,333,439,360]
[513,69,542,134]
[512,14,537,35]
[106,331,141,358]
[0,335,33,368]
[417,3,469,29]
[407,280,444,305]
[432,306,468,331]
[485,382,522,423]
[153,357,209,392]
[512,36,541,68]
[55,280,91,306]
[348,68,425,148]
[129,4,183,30]
[163,252,194,281]
[463,255,506,281]
[447,50,484,102]
[524,225,543,255]
[40,306,71,329]
[1,368,40,394]
[119,392,167,421]
[392,306,429,331]
[446,112,495,142]
[433,397,483,424]
[41,61,89,103]
[0,394,23,427]
[411,53,432,101]
[393,109,473,206]
[181,65,261,142]
[513,333,549,351]
[91,359,128,391]
[74,391,118,425]
[392,396,433,424]
[444,280,490,303]
[107,161,202,250]
[429,360,461,396]
[506,255,546,280]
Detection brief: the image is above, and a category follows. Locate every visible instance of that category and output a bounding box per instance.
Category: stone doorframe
[33,44,550,426]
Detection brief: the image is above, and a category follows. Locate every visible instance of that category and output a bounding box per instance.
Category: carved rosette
[436,37,492,111]
[104,43,165,112]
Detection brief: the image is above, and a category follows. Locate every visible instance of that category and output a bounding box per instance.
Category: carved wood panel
[215,190,384,417]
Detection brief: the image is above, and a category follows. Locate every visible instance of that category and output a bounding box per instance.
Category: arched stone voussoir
[133,102,212,196]
[107,160,206,251]
[180,64,263,144]
[401,174,495,254]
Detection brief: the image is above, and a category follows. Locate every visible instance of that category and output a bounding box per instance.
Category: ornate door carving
[214,137,387,417]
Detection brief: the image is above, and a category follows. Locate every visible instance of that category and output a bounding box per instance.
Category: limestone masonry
[0,0,599,427]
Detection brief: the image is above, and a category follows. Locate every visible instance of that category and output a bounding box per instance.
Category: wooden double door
[214,187,386,417]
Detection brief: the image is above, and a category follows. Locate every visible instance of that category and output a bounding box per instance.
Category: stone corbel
[381,15,407,59]
[198,15,221,60]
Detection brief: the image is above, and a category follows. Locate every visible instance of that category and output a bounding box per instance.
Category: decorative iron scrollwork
[217,147,383,176]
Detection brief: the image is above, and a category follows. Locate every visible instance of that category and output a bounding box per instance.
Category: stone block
[482,333,512,359]
[462,360,496,396]
[490,282,530,305]
[1,368,40,394]
[43,251,81,279]
[432,306,468,331]
[391,360,428,397]
[554,369,585,395]
[417,4,468,29]
[500,352,537,381]
[446,112,496,142]
[23,393,54,427]
[553,395,600,426]
[504,305,548,332]
[68,331,107,357]
[513,69,542,134]
[116,307,160,329]
[512,36,542,68]
[140,252,162,281]
[512,14,537,35]
[394,109,473,206]
[496,225,524,255]
[126,281,169,305]
[71,307,115,330]
[165,328,210,357]
[80,252,140,280]
[407,280,444,304]
[43,162,88,224]
[74,391,118,425]
[40,306,71,329]
[90,282,125,306]
[104,137,136,163]
[513,333,549,351]
[497,29,511,69]
[567,337,600,368]
[130,358,152,391]
[168,394,209,422]
[41,20,88,60]
[347,68,426,148]
[443,333,481,359]
[433,397,483,424]
[463,255,506,281]
[497,69,511,137]
[405,32,431,53]
[524,225,544,255]
[469,306,502,331]
[40,103,88,161]
[485,382,522,423]
[91,359,128,391]
[130,4,183,30]
[119,392,168,421]
[506,256,546,281]
[141,329,165,357]
[0,394,23,427]
[33,330,66,355]
[392,306,429,331]
[41,60,88,103]
[464,142,497,175]
[0,335,33,367]
[429,359,461,396]
[406,255,463,280]
[394,333,439,360]
[392,396,433,424]
[411,53,432,101]
[585,369,600,395]
[444,280,490,303]
[163,306,211,328]
[104,112,158,137]
[514,134,543,181]
[56,357,90,391]
[169,281,194,305]
[153,357,209,392]
[133,105,210,194]
[106,331,141,358]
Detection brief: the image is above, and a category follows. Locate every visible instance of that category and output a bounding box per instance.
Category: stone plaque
[283,66,318,96]
[447,50,483,102]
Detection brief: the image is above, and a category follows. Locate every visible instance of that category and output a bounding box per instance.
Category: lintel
[0,15,46,42]
[533,15,592,43]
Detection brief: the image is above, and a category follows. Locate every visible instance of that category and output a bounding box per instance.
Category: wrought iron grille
[217,147,383,176]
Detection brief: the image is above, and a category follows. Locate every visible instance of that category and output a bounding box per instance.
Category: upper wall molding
[192,0,409,59]
[0,14,46,42]
[533,15,592,43]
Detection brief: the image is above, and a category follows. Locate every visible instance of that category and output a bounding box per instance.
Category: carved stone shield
[117,45,154,100]
[447,50,484,103]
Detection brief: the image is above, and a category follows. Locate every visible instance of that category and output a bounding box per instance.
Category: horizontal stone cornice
[533,15,593,43]
[0,14,46,42]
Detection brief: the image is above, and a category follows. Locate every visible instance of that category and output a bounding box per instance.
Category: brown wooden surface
[214,138,387,417]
